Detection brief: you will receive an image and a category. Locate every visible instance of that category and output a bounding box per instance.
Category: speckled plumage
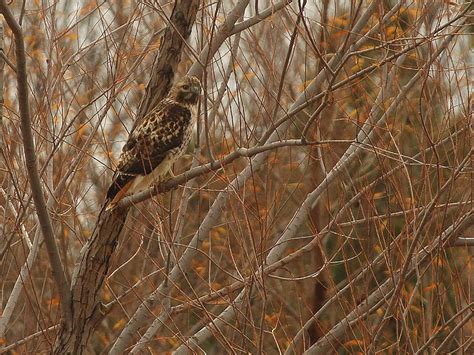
[106,75,201,209]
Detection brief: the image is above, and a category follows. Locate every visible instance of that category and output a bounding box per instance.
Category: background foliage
[0,0,472,353]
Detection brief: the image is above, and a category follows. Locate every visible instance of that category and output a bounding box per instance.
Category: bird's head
[168,75,201,105]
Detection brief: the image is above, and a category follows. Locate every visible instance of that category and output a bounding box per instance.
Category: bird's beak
[191,85,201,95]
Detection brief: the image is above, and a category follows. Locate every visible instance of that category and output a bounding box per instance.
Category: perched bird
[105,75,201,210]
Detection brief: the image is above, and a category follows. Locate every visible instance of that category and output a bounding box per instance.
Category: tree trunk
[54,206,128,354]
[53,1,200,352]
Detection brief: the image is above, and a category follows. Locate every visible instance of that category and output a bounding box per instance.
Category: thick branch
[137,0,200,118]
[0,0,71,325]
[116,2,378,351]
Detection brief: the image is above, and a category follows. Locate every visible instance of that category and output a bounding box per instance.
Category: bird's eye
[182,85,189,90]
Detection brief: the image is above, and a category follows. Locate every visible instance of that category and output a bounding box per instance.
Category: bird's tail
[105,173,135,211]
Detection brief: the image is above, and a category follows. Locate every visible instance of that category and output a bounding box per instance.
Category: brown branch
[434,310,473,354]
[136,0,200,118]
[416,303,473,354]
[118,139,352,209]
[52,1,201,353]
[452,237,474,247]
[370,149,473,347]
[0,324,59,354]
[188,0,251,78]
[258,1,473,145]
[0,0,72,325]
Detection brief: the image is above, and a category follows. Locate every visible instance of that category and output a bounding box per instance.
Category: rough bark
[53,1,200,353]
[53,206,127,354]
[137,0,200,119]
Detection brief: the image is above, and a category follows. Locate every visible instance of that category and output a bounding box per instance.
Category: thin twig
[306,211,473,353]
[415,303,474,354]
[0,325,59,354]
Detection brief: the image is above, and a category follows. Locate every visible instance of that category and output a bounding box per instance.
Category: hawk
[105,75,201,210]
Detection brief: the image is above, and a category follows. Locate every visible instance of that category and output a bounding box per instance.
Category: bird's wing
[105,100,192,205]
[117,99,192,176]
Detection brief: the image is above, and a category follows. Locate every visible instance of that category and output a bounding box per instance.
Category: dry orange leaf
[344,339,364,347]
[113,319,126,330]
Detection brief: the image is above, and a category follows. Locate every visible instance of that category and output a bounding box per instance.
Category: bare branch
[188,0,251,78]
[230,0,293,35]
[119,139,351,209]
[416,303,473,354]
[0,0,72,326]
[452,237,474,247]
[307,210,474,353]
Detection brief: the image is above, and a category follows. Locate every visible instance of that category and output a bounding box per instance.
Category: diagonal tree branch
[0,0,470,352]
[118,139,352,209]
[230,0,293,35]
[306,208,474,354]
[188,0,252,78]
[171,3,383,352]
